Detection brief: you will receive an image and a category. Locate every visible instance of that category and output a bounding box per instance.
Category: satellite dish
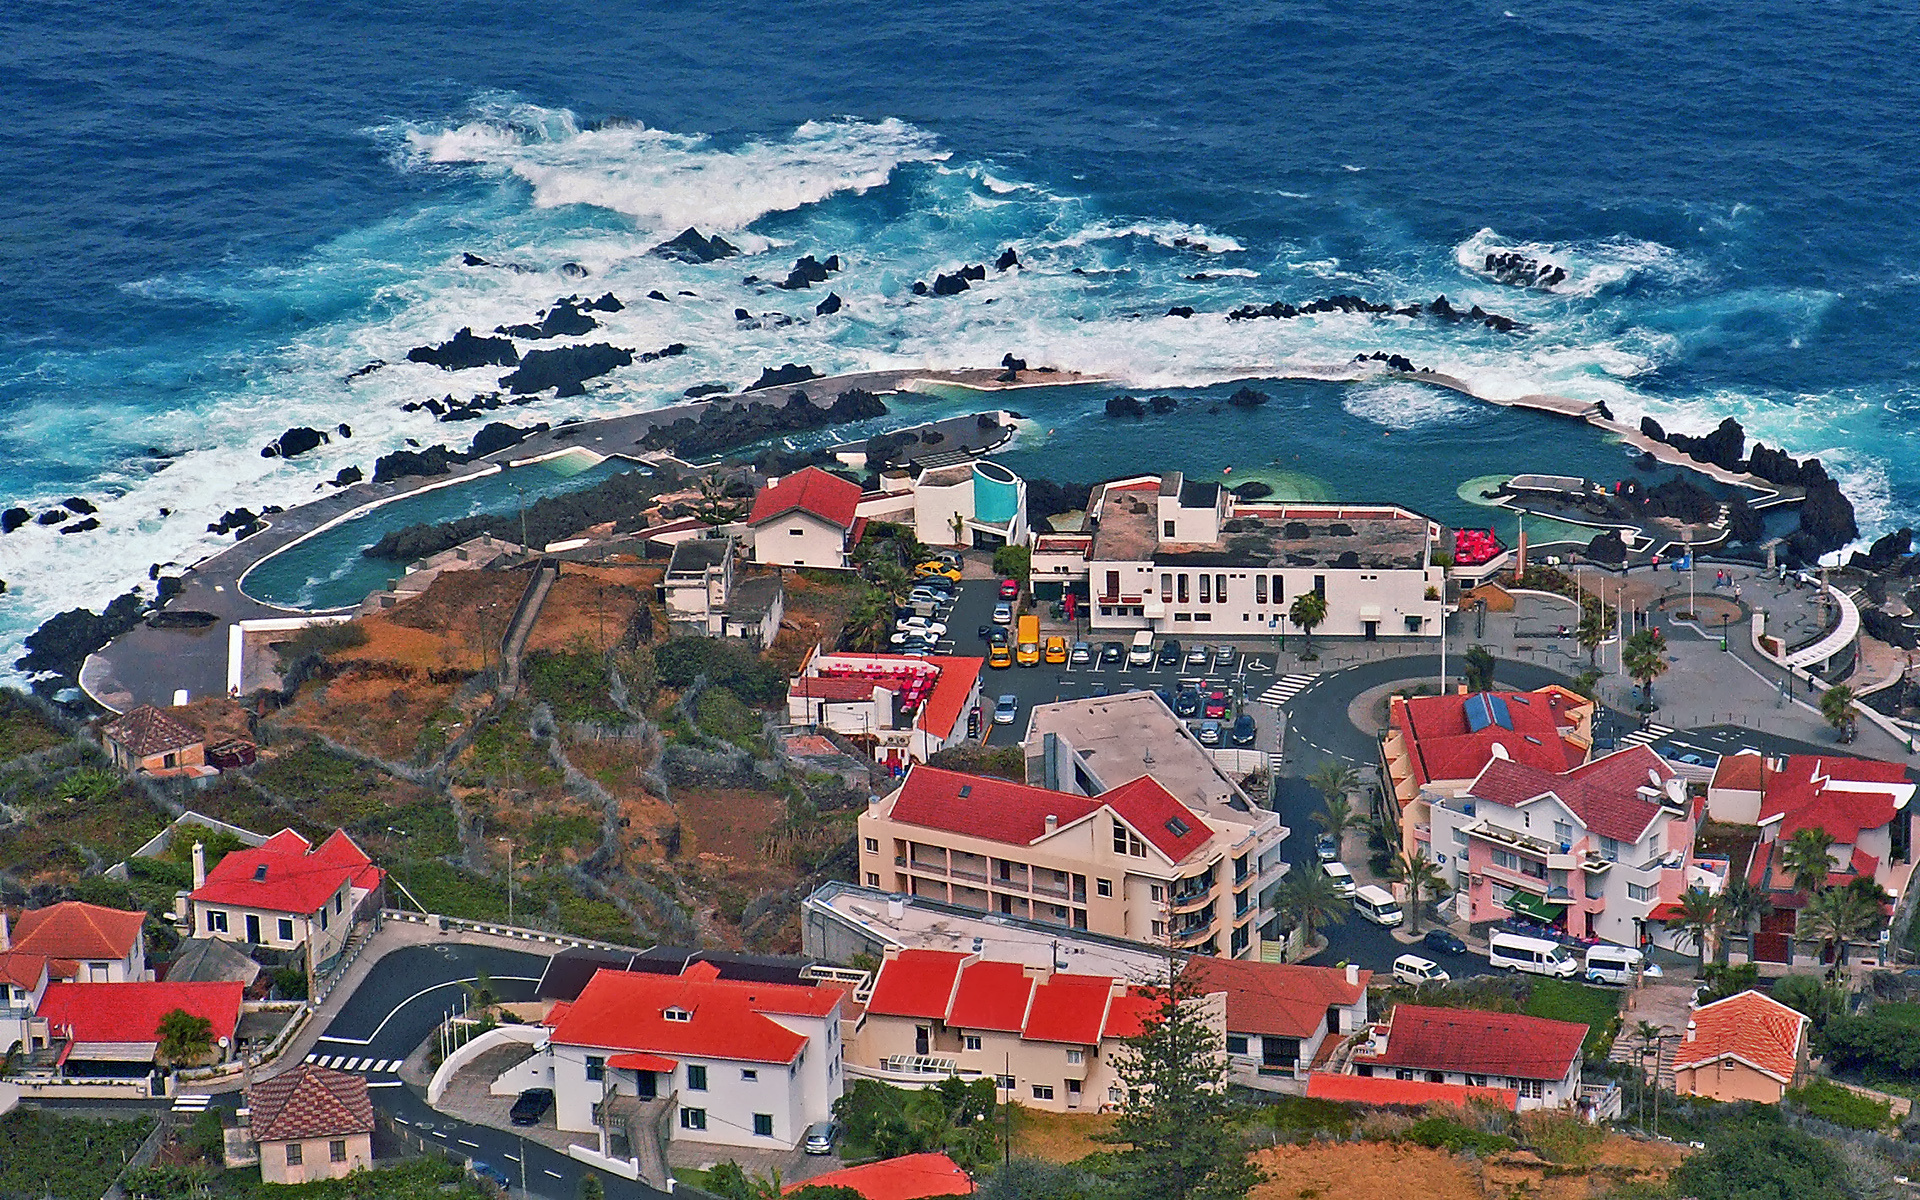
[218,1036,231,1048]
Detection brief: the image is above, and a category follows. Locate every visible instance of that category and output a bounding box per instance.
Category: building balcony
[1480,861,1550,895]
[1169,886,1215,912]
[904,859,947,877]
[1172,916,1216,945]
[1467,821,1554,857]
[951,867,988,883]
[1031,880,1072,900]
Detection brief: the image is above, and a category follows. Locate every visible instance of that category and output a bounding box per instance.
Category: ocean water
[2,0,1917,683]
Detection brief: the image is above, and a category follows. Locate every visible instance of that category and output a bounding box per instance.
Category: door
[635,1071,656,1100]
[915,1026,931,1056]
[245,914,261,944]
[1363,621,1378,641]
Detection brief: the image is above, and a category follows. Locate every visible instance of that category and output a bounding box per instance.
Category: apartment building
[1074,473,1443,638]
[1383,687,1595,866]
[1425,745,1698,948]
[849,947,1222,1113]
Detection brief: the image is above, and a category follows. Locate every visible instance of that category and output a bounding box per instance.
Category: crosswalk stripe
[304,1053,318,1064]
[349,1057,369,1070]
[1618,723,1675,748]
[1259,674,1318,705]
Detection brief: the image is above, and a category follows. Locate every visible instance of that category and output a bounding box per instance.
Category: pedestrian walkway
[172,1093,211,1113]
[1618,722,1676,748]
[305,1053,405,1074]
[1261,673,1318,706]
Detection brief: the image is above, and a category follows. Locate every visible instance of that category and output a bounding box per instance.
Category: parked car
[1173,689,1201,717]
[916,562,962,582]
[1213,644,1238,669]
[509,1088,554,1126]
[1314,833,1339,862]
[993,695,1019,724]
[992,601,1013,624]
[1197,719,1222,746]
[1203,690,1230,719]
[1421,928,1468,957]
[1352,884,1404,926]
[1100,640,1125,663]
[1185,645,1212,670]
[977,624,996,641]
[1230,714,1256,745]
[1392,954,1450,986]
[1157,639,1182,668]
[1044,636,1068,664]
[802,1120,843,1155]
[1322,862,1356,897]
[470,1162,512,1193]
[989,641,1012,669]
[999,578,1021,599]
[1070,640,1094,664]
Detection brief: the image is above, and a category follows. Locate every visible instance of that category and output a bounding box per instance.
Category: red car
[1203,691,1230,719]
[999,578,1020,599]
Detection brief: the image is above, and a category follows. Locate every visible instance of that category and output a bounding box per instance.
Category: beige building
[858,756,1280,958]
[747,467,863,570]
[1672,990,1809,1103]
[187,829,384,975]
[247,1064,375,1184]
[849,947,1224,1113]
[100,704,206,777]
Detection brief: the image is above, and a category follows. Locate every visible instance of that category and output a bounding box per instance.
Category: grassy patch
[1522,977,1621,1059]
[525,649,624,725]
[399,860,636,943]
[0,1108,154,1200]
[1785,1078,1892,1130]
[1403,1115,1515,1156]
[0,691,67,760]
[252,739,426,825]
[695,686,762,749]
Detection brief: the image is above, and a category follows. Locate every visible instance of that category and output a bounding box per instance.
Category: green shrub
[1785,1078,1891,1130]
[695,686,761,748]
[652,637,783,705]
[1669,1115,1846,1200]
[526,649,625,724]
[1402,1116,1515,1156]
[0,1109,153,1199]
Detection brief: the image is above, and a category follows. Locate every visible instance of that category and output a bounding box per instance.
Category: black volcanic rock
[648,290,669,301]
[208,508,258,534]
[59,518,99,534]
[776,255,835,290]
[560,262,589,278]
[684,383,729,398]
[747,363,821,391]
[1105,394,1145,418]
[1167,306,1194,318]
[1,508,29,534]
[995,247,1019,271]
[462,253,489,266]
[931,271,971,296]
[583,293,624,312]
[815,292,843,316]
[17,588,147,682]
[328,466,364,488]
[1227,387,1271,408]
[336,424,352,439]
[639,388,887,459]
[497,297,598,340]
[36,509,66,526]
[1585,530,1628,564]
[61,497,96,514]
[372,446,466,483]
[1666,417,1746,472]
[1787,464,1860,561]
[408,328,521,370]
[498,344,635,396]
[1148,395,1178,413]
[1001,354,1027,372]
[652,228,739,263]
[468,421,546,458]
[261,427,329,459]
[1852,527,1913,572]
[1640,416,1667,442]
[1862,606,1918,650]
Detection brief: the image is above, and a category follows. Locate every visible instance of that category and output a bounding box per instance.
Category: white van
[1487,931,1580,978]
[1128,629,1155,666]
[1584,944,1661,985]
[1392,953,1451,986]
[1352,885,1403,927]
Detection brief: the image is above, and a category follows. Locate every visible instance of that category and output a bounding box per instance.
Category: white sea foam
[1341,381,1479,431]
[1033,221,1246,254]
[1455,227,1694,298]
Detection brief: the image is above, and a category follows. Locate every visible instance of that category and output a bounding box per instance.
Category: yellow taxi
[915,562,963,582]
[988,640,1013,669]
[1043,636,1068,665]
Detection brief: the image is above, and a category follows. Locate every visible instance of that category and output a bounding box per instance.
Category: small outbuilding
[246,1063,375,1184]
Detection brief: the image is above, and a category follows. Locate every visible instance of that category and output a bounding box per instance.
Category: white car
[896,618,947,637]
[1321,862,1356,897]
[1392,954,1450,986]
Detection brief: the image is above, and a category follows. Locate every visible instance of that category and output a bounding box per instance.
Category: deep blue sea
[3,0,1918,678]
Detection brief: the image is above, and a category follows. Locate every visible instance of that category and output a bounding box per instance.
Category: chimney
[1045,814,1059,832]
[0,912,9,952]
[192,841,207,891]
[886,896,905,920]
[1346,962,1360,987]
[1685,1019,1697,1043]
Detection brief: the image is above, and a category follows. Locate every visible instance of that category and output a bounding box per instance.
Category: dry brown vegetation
[522,564,659,655]
[769,570,869,674]
[1248,1130,1687,1200]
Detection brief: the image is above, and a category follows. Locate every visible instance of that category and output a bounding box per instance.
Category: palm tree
[1671,887,1721,970]
[1461,645,1496,693]
[1307,759,1359,809]
[1800,885,1881,967]
[841,588,896,652]
[1277,864,1348,957]
[1779,826,1837,898]
[1633,1019,1665,1131]
[1623,629,1669,708]
[1576,608,1609,669]
[947,510,967,548]
[1289,590,1328,660]
[1315,793,1355,849]
[1389,850,1446,934]
[1717,876,1768,956]
[1820,684,1857,740]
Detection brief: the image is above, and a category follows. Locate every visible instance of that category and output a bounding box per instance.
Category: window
[1627,882,1655,902]
[1032,1084,1055,1101]
[964,1034,982,1051]
[1552,820,1573,845]
[997,1074,1016,1090]
[1151,919,1167,937]
[686,1064,708,1091]
[680,1108,707,1131]
[1160,572,1172,596]
[741,1069,758,1082]
[864,837,878,853]
[1198,575,1210,603]
[1227,1034,1249,1055]
[205,910,228,934]
[1271,575,1283,604]
[278,918,294,942]
[286,1143,303,1166]
[1113,822,1146,857]
[1096,878,1113,898]
[1215,574,1226,601]
[335,893,343,914]
[318,907,328,931]
[1491,848,1521,872]
[1164,520,1176,537]
[1193,612,1210,622]
[586,1056,605,1082]
[665,1006,692,1022]
[1453,827,1469,846]
[789,528,803,536]
[866,873,880,887]
[1313,574,1326,596]
[330,1140,348,1163]
[1066,1049,1084,1065]
[1517,1078,1544,1099]
[753,1113,774,1137]
[1598,836,1623,862]
[1255,577,1267,604]
[1177,574,1189,603]
[1395,1069,1415,1081]
[1490,882,1517,907]
[1149,884,1165,903]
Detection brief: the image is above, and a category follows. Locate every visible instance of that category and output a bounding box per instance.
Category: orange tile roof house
[849,947,1222,1114]
[781,1152,974,1199]
[1672,990,1809,1103]
[1184,957,1370,1085]
[748,466,865,569]
[188,829,384,975]
[7,900,150,983]
[247,1064,376,1184]
[1344,1004,1590,1112]
[528,961,848,1151]
[100,704,208,777]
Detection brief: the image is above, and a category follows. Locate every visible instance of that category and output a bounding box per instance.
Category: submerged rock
[260,427,329,459]
[651,228,740,263]
[815,292,843,316]
[996,247,1019,271]
[1227,387,1271,408]
[59,517,99,535]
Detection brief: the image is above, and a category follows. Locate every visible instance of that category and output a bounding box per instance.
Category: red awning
[1646,902,1684,921]
[607,1052,678,1072]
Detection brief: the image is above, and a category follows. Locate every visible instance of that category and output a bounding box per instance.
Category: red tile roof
[191,828,382,916]
[781,1152,974,1199]
[1392,689,1584,786]
[944,960,1034,1032]
[1184,957,1369,1039]
[546,967,843,1065]
[866,950,971,1021]
[887,766,1105,848]
[1308,1072,1519,1111]
[916,657,984,741]
[1097,775,1214,862]
[1099,987,1163,1041]
[37,980,243,1048]
[1759,755,1915,843]
[1019,974,1117,1045]
[1353,1004,1587,1082]
[11,901,145,963]
[792,677,889,702]
[0,952,48,991]
[248,1064,375,1142]
[1466,745,1677,843]
[1674,990,1808,1085]
[749,467,861,529]
[1711,752,1770,791]
[101,705,202,758]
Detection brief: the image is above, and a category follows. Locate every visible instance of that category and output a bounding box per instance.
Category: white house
[535,962,845,1151]
[0,952,49,1057]
[1076,474,1443,639]
[6,901,150,983]
[747,467,864,570]
[662,536,785,650]
[857,461,1030,550]
[786,651,984,772]
[187,829,384,974]
[1346,1004,1588,1112]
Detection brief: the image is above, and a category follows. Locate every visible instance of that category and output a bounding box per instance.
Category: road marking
[1618,723,1675,748]
[304,1053,318,1064]
[432,1130,448,1139]
[1260,673,1318,705]
[367,1080,404,1088]
[458,1139,480,1148]
[504,1154,521,1163]
[545,1170,565,1179]
[335,975,542,1046]
[394,1116,411,1125]
[172,1096,209,1111]
[316,1034,364,1044]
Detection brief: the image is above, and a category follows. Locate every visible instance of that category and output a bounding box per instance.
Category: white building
[1346,1003,1588,1112]
[532,962,845,1151]
[857,460,1030,550]
[1064,474,1443,639]
[786,650,984,772]
[662,536,785,650]
[747,467,864,570]
[187,829,384,974]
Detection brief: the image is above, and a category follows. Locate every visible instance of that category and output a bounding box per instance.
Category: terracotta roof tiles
[1674,990,1808,1085]
[546,967,843,1065]
[248,1064,375,1142]
[11,901,145,962]
[1184,957,1369,1039]
[1353,1004,1586,1082]
[101,705,201,758]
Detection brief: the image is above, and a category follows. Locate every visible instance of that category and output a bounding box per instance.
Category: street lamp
[498,836,515,927]
[386,827,411,908]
